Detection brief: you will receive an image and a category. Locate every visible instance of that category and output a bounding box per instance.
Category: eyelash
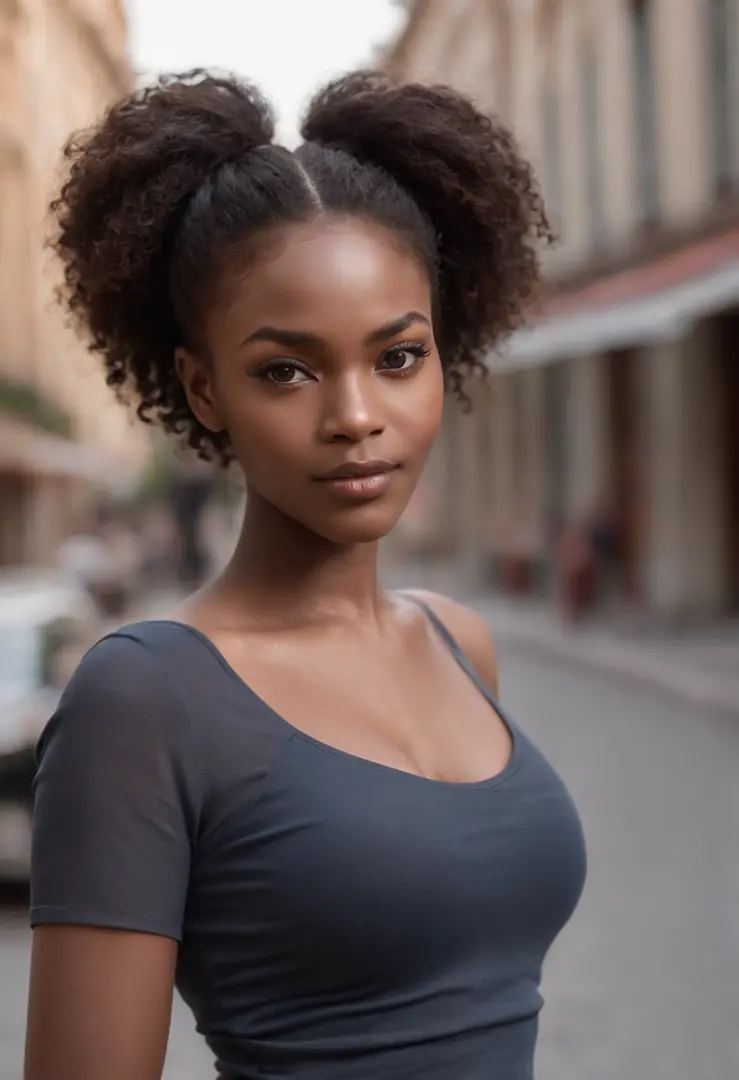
[254,341,432,386]
[381,341,432,377]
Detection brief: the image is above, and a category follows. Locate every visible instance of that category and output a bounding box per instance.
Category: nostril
[321,418,385,442]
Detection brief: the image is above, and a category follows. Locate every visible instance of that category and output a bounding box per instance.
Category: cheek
[404,362,445,445]
[211,380,303,474]
[228,406,305,477]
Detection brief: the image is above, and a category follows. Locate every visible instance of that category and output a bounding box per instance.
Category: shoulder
[402,589,499,697]
[38,625,196,764]
[59,625,178,702]
[62,620,205,697]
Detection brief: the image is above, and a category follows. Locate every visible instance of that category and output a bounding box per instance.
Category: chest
[190,733,587,991]
[208,630,511,783]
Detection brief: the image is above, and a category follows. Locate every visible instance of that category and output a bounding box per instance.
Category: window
[632,0,659,223]
[541,83,563,232]
[709,0,737,190]
[581,43,606,247]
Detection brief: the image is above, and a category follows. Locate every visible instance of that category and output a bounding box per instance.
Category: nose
[317,372,385,443]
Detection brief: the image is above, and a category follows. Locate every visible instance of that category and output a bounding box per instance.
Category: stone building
[382,0,739,620]
[0,0,148,566]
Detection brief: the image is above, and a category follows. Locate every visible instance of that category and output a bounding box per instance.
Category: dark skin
[25,216,506,1080]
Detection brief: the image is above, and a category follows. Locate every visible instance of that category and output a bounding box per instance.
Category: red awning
[497,227,739,371]
[548,226,739,315]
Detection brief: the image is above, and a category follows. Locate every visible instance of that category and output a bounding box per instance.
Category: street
[1,641,738,1080]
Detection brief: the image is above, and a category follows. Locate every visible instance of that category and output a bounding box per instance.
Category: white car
[0,572,99,882]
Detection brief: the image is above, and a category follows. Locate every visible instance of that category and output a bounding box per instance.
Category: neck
[219,491,384,625]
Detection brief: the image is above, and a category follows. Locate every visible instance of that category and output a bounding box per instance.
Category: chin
[308,504,404,546]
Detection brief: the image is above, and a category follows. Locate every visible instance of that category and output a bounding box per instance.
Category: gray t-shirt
[31,605,586,1079]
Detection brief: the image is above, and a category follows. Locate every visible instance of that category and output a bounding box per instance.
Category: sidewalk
[384,559,739,717]
[479,597,739,717]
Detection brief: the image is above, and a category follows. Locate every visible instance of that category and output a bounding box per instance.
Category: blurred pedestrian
[27,70,585,1080]
[168,453,214,589]
[587,500,620,604]
[57,506,136,617]
[56,513,111,596]
[138,502,177,586]
[557,520,597,622]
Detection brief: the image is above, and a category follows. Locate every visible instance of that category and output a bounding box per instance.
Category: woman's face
[179,217,445,545]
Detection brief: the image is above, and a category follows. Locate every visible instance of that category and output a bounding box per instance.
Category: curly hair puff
[51,68,550,464]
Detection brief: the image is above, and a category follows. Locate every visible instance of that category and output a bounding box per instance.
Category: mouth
[313,460,401,499]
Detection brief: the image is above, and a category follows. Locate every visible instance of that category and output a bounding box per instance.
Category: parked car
[0,572,99,882]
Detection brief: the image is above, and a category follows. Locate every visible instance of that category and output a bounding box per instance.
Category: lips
[315,460,398,481]
[313,460,400,499]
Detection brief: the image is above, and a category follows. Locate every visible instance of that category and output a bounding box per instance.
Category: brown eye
[383,350,414,370]
[268,364,301,384]
[379,344,431,374]
[254,360,312,386]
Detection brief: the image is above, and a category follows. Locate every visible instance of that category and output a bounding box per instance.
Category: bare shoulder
[402,589,499,697]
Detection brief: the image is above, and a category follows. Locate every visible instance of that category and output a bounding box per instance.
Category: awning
[494,257,739,373]
[0,415,105,481]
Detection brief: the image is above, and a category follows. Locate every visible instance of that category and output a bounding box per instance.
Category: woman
[25,71,586,1080]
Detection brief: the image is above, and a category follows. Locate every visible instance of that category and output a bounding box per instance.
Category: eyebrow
[241,310,431,350]
[364,311,431,345]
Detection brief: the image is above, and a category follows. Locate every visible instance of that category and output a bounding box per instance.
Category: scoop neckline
[144,617,524,792]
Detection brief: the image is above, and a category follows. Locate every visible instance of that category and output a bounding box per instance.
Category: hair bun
[108,69,275,184]
[53,69,275,290]
[301,70,482,181]
[51,69,276,460]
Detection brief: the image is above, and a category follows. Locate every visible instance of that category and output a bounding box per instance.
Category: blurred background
[0,2,738,1079]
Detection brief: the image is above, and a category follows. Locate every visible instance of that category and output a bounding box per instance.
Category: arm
[25,927,176,1080]
[25,634,200,1080]
[404,589,499,697]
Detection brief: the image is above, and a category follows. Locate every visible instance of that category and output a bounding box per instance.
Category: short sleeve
[30,632,202,941]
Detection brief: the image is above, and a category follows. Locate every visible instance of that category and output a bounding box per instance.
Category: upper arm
[25,926,177,1080]
[26,633,201,1080]
[405,590,499,697]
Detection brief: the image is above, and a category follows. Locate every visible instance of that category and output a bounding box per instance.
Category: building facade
[0,0,148,565]
[383,0,739,620]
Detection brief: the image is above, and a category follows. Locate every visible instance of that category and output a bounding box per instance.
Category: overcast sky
[125,0,404,144]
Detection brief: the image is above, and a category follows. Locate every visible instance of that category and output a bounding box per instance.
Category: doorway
[605,348,645,603]
[543,363,567,571]
[716,314,739,611]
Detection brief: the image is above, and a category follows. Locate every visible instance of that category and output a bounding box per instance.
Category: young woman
[25,70,586,1080]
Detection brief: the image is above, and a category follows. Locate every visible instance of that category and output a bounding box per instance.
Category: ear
[175,348,225,434]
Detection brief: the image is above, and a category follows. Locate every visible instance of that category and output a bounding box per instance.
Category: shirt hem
[30,904,182,941]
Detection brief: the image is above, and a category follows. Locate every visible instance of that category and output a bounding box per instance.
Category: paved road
[1,643,737,1079]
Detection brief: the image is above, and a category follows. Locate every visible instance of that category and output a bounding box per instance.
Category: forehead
[209,218,432,346]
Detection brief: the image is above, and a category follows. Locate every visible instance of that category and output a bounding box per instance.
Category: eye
[255,359,312,386]
[379,342,431,376]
